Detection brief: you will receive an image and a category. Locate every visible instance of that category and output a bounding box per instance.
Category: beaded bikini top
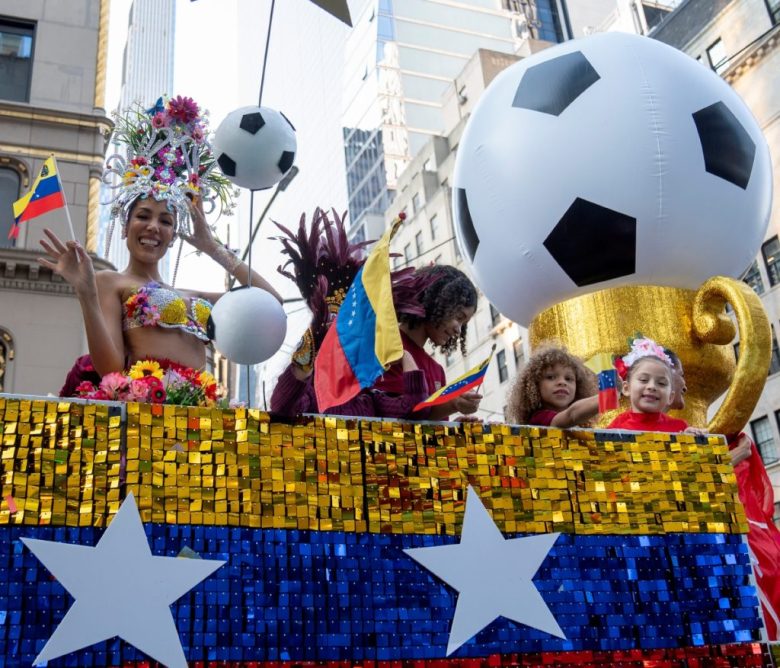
[122,281,212,342]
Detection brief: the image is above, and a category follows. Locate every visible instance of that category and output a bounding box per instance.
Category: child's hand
[452,391,482,415]
[729,433,752,466]
[683,427,708,436]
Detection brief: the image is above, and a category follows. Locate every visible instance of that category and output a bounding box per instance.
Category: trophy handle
[692,276,771,436]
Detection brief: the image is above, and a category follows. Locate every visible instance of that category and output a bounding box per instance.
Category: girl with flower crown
[38,96,282,406]
[607,337,705,433]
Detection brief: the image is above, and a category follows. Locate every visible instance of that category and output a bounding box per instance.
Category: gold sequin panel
[0,398,122,526]
[1,400,747,536]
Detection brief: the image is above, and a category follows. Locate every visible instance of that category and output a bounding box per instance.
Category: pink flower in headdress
[187,173,201,193]
[151,112,169,129]
[154,165,176,184]
[157,148,177,166]
[191,126,205,143]
[167,96,199,124]
[131,157,148,168]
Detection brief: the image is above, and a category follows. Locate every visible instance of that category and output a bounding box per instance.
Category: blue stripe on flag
[335,266,385,388]
[1,526,760,665]
[29,175,61,200]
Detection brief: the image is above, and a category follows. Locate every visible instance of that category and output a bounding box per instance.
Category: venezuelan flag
[586,352,620,412]
[412,346,494,412]
[9,157,65,239]
[0,399,771,666]
[314,217,404,412]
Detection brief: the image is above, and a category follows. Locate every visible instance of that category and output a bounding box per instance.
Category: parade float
[1,30,779,668]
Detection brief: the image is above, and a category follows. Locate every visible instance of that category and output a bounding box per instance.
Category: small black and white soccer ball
[213,106,297,190]
[452,32,772,325]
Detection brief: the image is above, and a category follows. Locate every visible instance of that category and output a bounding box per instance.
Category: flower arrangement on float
[74,359,222,407]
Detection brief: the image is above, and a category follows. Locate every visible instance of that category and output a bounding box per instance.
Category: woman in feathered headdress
[39,96,281,406]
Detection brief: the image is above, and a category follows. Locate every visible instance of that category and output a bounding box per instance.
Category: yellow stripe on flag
[585,352,614,375]
[12,156,58,219]
[362,217,404,369]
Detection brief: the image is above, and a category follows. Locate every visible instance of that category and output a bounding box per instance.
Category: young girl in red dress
[607,337,694,433]
[506,344,599,428]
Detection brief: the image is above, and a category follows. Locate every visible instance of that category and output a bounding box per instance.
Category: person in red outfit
[607,337,699,433]
[665,347,780,640]
[506,343,599,428]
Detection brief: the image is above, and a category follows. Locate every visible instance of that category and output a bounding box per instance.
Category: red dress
[607,410,688,432]
[528,409,559,426]
[730,434,780,639]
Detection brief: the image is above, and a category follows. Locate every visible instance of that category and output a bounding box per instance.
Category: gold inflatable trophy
[528,277,771,434]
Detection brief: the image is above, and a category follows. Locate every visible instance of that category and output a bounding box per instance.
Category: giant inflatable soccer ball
[214,106,297,190]
[453,32,772,326]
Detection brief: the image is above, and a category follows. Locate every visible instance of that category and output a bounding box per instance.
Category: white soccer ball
[209,287,287,364]
[453,32,772,326]
[213,106,297,190]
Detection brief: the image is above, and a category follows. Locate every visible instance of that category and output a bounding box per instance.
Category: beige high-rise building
[0,0,112,395]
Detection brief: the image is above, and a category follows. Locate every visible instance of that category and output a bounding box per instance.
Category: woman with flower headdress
[39,96,282,406]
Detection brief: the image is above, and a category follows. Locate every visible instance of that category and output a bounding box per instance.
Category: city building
[341,0,569,245]
[101,0,176,280]
[650,0,780,515]
[0,0,112,395]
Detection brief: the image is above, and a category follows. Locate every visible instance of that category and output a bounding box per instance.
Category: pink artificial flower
[127,378,152,402]
[131,157,148,167]
[151,112,169,129]
[75,380,97,397]
[192,126,205,143]
[99,372,130,399]
[167,96,199,124]
[154,165,176,184]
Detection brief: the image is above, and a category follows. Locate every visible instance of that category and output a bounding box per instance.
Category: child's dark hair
[506,343,597,425]
[399,265,478,355]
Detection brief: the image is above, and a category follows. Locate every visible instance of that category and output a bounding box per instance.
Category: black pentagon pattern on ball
[692,101,755,190]
[278,151,295,175]
[217,153,236,177]
[544,198,636,287]
[512,51,600,116]
[239,112,265,135]
[454,188,479,262]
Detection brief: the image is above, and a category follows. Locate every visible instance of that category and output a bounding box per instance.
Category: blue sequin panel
[0,527,760,666]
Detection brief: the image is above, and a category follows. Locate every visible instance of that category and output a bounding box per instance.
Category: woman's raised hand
[180,197,218,254]
[38,229,96,297]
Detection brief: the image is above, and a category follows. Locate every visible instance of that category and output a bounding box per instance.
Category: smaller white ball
[213,105,297,190]
[209,287,287,364]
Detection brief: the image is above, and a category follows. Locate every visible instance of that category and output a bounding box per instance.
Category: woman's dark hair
[399,265,478,355]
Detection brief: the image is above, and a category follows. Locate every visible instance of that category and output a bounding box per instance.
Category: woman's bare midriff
[124,327,207,370]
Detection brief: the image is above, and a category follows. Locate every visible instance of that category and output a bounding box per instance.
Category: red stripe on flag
[413,376,485,412]
[16,191,65,224]
[314,323,362,412]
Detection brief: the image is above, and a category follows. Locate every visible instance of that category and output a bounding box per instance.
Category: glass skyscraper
[342,0,566,232]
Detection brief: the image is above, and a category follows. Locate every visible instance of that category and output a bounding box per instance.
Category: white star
[404,485,564,655]
[22,493,225,667]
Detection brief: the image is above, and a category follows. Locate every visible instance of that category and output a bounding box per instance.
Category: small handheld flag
[10,156,72,240]
[412,345,495,413]
[585,352,620,412]
[314,215,405,412]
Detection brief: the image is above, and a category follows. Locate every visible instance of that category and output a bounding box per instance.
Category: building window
[0,19,35,103]
[752,416,779,465]
[412,192,421,214]
[403,243,412,265]
[415,230,424,256]
[707,38,728,74]
[770,326,780,376]
[0,328,14,393]
[774,501,780,528]
[0,166,22,247]
[430,214,439,241]
[350,223,366,245]
[497,349,509,383]
[763,237,780,286]
[513,339,524,367]
[742,260,765,295]
[489,304,501,327]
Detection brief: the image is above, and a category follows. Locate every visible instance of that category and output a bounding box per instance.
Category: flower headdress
[614,335,673,380]
[102,95,237,255]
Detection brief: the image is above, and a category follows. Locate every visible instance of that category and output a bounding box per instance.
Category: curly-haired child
[506,343,599,427]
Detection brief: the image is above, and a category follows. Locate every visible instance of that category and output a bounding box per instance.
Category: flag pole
[51,155,77,242]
